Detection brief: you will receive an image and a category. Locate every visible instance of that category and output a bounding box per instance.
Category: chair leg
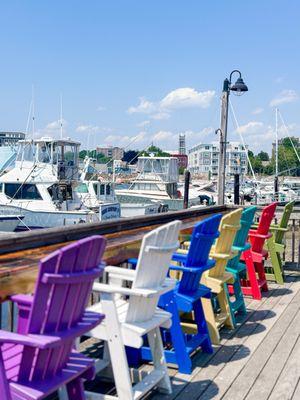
[164,294,192,374]
[100,293,134,399]
[243,250,262,300]
[217,288,234,329]
[201,296,220,345]
[0,351,12,400]
[147,327,172,394]
[66,378,85,400]
[267,238,284,284]
[193,299,213,353]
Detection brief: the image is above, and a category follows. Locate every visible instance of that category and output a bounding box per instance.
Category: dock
[0,204,299,399]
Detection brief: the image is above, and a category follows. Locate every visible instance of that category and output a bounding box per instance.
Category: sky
[0,1,299,153]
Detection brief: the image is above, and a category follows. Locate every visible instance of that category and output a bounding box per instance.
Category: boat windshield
[16,142,35,162]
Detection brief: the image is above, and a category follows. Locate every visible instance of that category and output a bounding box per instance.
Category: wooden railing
[1,204,299,331]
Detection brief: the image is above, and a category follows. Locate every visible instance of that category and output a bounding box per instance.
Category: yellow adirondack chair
[201,208,243,344]
[176,209,243,344]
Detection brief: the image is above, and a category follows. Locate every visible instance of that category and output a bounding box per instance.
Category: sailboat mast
[60,93,63,140]
[32,86,35,139]
[275,107,279,177]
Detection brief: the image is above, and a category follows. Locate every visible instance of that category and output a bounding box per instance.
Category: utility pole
[274,108,279,201]
[217,79,230,205]
[216,70,248,205]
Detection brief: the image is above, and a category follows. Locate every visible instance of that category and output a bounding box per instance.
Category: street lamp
[217,70,248,205]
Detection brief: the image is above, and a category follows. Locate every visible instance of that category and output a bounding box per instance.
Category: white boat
[0,137,99,229]
[75,157,121,220]
[116,156,205,210]
[0,214,24,232]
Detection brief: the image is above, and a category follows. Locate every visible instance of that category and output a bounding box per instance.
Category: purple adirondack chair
[0,235,106,400]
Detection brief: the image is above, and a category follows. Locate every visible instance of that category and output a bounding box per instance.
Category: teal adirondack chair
[226,206,257,325]
[265,200,295,284]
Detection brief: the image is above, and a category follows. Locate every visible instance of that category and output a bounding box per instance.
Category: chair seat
[4,349,94,400]
[88,299,172,348]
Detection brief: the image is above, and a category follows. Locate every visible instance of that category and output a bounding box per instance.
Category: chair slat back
[250,202,277,253]
[179,214,222,293]
[209,208,243,278]
[17,236,106,383]
[126,220,181,323]
[227,206,257,270]
[275,200,294,244]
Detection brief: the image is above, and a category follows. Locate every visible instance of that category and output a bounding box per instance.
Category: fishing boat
[0,137,98,229]
[116,156,207,210]
[75,156,121,220]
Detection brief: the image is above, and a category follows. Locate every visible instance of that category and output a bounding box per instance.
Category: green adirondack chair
[226,205,257,324]
[265,200,295,284]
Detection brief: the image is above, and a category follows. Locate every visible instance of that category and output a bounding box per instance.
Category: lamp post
[217,70,248,205]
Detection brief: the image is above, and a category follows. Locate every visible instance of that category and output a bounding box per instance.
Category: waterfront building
[96,145,124,160]
[0,131,25,147]
[188,141,248,176]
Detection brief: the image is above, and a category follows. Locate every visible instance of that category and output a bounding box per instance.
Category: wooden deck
[83,270,300,400]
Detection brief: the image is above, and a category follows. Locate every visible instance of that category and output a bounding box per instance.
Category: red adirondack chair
[0,235,106,400]
[240,202,277,299]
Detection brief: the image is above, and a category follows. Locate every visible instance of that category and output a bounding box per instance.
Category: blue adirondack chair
[226,206,257,325]
[0,235,106,400]
[127,214,222,373]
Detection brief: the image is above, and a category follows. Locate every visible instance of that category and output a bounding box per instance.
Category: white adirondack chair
[84,220,182,400]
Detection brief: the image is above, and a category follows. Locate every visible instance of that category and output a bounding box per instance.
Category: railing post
[292,219,296,264]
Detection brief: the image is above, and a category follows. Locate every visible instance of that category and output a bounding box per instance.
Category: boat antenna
[278,109,300,163]
[60,93,63,139]
[32,85,35,139]
[229,99,258,185]
[275,108,279,177]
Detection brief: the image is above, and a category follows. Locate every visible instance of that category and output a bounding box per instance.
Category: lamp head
[230,77,248,96]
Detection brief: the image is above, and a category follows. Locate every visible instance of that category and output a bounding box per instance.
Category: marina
[0,2,300,399]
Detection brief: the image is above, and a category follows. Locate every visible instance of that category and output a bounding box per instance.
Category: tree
[79,150,87,159]
[122,150,139,164]
[257,151,269,161]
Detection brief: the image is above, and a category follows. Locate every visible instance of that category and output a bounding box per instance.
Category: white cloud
[236,121,265,135]
[160,88,215,110]
[127,97,156,114]
[270,90,298,107]
[127,87,215,119]
[36,119,68,138]
[136,120,150,128]
[97,106,106,111]
[152,130,175,142]
[76,124,113,134]
[252,107,264,115]
[151,112,170,120]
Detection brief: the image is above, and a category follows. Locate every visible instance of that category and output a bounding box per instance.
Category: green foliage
[141,145,171,157]
[248,136,300,176]
[257,151,269,161]
[122,150,139,164]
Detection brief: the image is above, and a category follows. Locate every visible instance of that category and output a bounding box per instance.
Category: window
[75,183,89,193]
[106,184,111,195]
[100,184,105,195]
[4,183,42,200]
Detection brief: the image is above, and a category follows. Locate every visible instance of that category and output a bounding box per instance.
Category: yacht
[0,137,98,229]
[75,157,121,220]
[115,156,205,211]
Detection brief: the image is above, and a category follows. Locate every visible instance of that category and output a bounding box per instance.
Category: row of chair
[0,201,294,399]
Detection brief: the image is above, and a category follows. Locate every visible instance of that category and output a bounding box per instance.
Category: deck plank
[268,336,300,400]
[223,288,300,400]
[149,280,290,400]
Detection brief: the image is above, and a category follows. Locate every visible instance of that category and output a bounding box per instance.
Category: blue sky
[0,1,299,153]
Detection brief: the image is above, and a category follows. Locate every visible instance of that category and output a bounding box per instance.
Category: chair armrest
[10,294,33,307]
[248,230,272,240]
[169,259,215,274]
[171,251,187,264]
[93,279,175,298]
[105,266,136,281]
[209,251,231,260]
[269,226,288,232]
[0,330,60,349]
